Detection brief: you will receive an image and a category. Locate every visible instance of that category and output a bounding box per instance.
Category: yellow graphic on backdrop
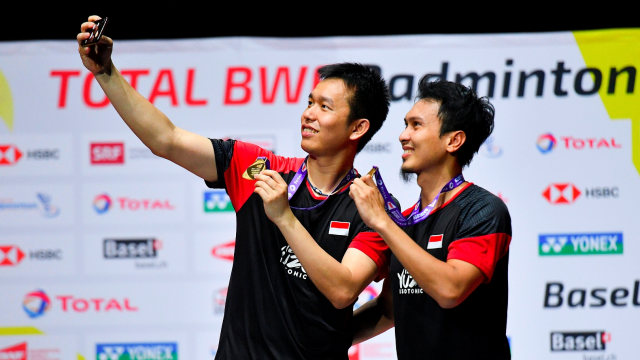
[574,29,640,175]
[0,70,13,132]
[0,326,44,335]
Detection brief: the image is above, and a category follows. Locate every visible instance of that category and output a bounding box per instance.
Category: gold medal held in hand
[242,157,270,180]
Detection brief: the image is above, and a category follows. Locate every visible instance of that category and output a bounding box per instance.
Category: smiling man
[349,78,512,359]
[77,15,391,360]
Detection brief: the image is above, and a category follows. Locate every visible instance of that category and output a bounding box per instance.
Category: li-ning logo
[539,233,623,256]
[397,268,423,295]
[280,245,307,279]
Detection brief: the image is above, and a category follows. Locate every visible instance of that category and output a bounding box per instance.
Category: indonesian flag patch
[427,234,443,249]
[329,221,350,236]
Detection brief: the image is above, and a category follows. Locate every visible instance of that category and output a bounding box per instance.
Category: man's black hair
[318,63,390,153]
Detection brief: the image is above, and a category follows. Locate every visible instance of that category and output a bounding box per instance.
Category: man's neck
[416,163,464,210]
[306,152,355,194]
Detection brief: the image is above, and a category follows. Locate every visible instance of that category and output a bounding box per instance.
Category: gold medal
[242,157,269,180]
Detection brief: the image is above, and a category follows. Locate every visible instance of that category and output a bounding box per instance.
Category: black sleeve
[204,138,236,189]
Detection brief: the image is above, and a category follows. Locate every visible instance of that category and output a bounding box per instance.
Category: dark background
[2,9,638,42]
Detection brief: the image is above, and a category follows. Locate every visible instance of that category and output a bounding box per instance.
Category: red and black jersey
[207,139,388,360]
[390,183,512,360]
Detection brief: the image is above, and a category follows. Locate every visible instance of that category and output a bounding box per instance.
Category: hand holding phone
[82,17,109,46]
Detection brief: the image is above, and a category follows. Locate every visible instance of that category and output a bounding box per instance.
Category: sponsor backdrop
[1,28,639,359]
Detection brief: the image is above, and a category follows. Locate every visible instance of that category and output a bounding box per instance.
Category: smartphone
[82,17,109,46]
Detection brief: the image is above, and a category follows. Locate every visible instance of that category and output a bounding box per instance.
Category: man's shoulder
[458,184,510,217]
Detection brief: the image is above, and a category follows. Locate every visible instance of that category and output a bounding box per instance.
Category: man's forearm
[276,214,377,309]
[94,63,176,157]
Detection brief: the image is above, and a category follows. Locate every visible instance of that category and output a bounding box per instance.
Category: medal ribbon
[369,166,464,226]
[286,157,357,210]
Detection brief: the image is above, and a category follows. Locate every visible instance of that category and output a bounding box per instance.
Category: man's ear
[349,118,370,141]
[446,130,466,153]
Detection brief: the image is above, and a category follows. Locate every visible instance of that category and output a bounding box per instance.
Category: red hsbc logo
[0,245,25,266]
[543,183,582,204]
[0,342,26,360]
[0,144,22,165]
[211,240,235,261]
[91,142,124,164]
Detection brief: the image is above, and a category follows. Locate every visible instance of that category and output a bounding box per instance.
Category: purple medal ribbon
[286,157,358,210]
[369,166,465,227]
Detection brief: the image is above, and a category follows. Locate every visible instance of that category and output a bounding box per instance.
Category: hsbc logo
[542,183,619,204]
[0,144,22,165]
[91,142,124,165]
[542,183,581,204]
[0,245,25,266]
[0,144,61,166]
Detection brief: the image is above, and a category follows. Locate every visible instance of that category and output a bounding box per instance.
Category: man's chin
[400,168,416,183]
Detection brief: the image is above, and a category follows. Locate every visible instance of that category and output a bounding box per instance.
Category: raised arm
[77,15,217,182]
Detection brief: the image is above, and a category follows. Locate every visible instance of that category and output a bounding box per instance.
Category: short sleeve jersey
[390,183,512,360]
[207,139,389,360]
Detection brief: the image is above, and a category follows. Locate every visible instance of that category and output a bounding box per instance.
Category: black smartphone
[82,17,109,46]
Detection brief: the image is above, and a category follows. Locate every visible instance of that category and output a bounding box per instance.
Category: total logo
[536,132,621,154]
[22,289,139,318]
[479,135,503,158]
[542,183,619,204]
[96,342,178,360]
[550,331,611,352]
[22,289,51,318]
[93,193,176,214]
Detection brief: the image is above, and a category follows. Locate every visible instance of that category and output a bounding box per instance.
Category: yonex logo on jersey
[427,234,443,249]
[329,221,350,236]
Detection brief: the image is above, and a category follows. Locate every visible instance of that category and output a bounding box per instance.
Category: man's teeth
[303,128,318,134]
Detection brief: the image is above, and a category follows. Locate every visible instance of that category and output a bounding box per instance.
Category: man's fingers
[362,175,377,187]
